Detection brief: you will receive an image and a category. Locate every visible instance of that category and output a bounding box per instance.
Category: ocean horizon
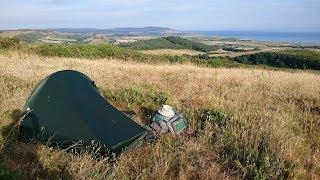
[191,31,320,45]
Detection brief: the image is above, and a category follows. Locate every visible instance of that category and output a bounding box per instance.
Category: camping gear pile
[150,105,187,134]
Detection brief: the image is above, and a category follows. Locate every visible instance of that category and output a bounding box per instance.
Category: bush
[102,85,170,110]
[196,108,231,132]
[0,37,21,50]
[34,44,124,59]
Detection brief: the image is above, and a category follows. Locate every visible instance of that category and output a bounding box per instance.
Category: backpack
[150,112,187,134]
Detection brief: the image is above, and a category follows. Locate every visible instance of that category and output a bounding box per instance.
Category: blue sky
[1,0,319,31]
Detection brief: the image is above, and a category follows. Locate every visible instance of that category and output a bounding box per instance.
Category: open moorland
[0,40,320,179]
[0,36,320,179]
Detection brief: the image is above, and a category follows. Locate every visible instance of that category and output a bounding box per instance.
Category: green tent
[19,70,148,154]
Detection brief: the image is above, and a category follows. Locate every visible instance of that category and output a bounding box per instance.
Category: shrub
[196,108,231,132]
[102,85,170,110]
[34,44,119,59]
[0,37,21,50]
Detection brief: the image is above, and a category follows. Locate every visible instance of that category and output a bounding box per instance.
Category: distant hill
[0,29,53,38]
[50,27,178,35]
[0,27,180,44]
[121,36,218,53]
[0,29,81,44]
[0,29,54,43]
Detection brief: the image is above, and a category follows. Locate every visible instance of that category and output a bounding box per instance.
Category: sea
[192,31,320,45]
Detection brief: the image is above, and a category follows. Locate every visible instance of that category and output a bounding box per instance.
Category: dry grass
[0,52,320,179]
[140,49,205,56]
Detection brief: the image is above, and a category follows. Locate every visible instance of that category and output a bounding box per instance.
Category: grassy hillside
[0,52,320,179]
[0,37,240,68]
[120,36,218,52]
[15,33,47,43]
[234,50,320,70]
[30,43,320,71]
[3,37,320,71]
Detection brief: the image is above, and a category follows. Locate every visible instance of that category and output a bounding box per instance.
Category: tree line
[234,50,320,70]
[120,36,219,53]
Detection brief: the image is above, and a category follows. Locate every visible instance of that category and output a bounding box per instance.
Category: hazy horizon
[1,0,319,32]
[1,27,320,34]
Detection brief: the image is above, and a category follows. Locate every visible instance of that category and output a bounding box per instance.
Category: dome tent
[19,70,148,155]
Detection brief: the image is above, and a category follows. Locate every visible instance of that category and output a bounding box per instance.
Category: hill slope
[0,52,320,179]
[121,36,218,52]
